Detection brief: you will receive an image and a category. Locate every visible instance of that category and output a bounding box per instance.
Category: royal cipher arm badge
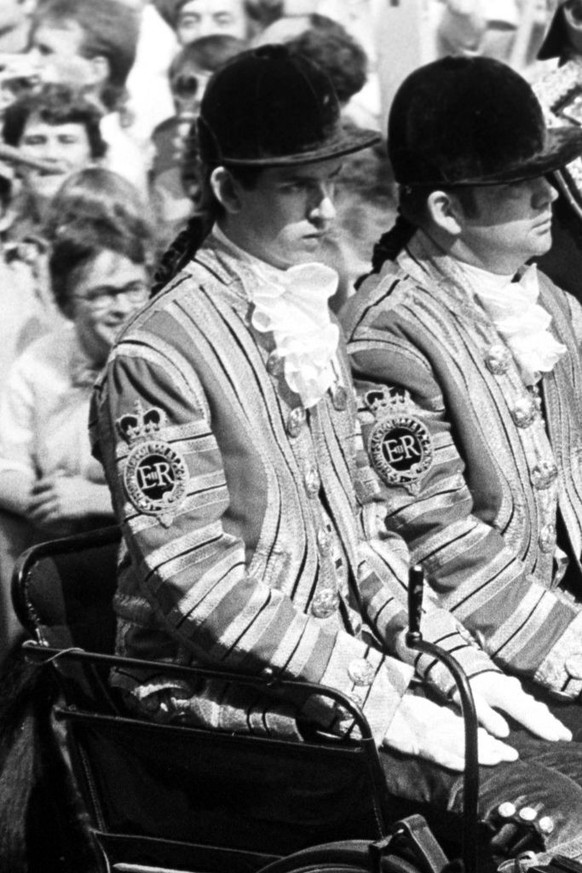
[364,386,433,496]
[116,400,189,528]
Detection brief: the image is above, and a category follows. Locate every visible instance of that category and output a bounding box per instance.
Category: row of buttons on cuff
[495,801,554,835]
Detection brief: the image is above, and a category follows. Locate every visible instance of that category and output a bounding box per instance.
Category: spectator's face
[224,157,341,269]
[19,112,93,200]
[0,0,29,32]
[70,249,149,364]
[28,19,101,93]
[176,0,246,45]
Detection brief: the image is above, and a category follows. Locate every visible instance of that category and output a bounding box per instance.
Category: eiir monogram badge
[364,387,433,495]
[116,400,189,527]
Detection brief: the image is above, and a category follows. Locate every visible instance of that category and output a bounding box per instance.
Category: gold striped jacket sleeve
[350,410,503,698]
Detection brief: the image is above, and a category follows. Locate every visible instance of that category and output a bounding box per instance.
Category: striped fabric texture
[90,234,497,742]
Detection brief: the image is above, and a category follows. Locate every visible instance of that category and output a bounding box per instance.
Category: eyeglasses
[74,280,149,310]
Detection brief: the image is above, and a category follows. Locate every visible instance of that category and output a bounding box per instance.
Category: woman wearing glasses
[0,206,153,660]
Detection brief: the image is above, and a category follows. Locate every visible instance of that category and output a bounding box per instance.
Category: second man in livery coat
[342,56,582,707]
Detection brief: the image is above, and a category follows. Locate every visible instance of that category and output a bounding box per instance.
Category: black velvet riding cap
[197,43,379,167]
[388,55,582,188]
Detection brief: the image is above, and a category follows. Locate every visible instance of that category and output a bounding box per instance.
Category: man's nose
[109,291,137,315]
[311,187,336,222]
[41,138,62,161]
[534,175,558,207]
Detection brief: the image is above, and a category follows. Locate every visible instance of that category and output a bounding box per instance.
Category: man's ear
[564,4,582,34]
[426,190,463,236]
[564,4,582,53]
[210,166,242,214]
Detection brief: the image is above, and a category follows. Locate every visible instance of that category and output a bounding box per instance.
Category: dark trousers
[380,688,582,867]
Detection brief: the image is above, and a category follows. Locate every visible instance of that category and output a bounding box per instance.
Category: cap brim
[219,126,381,167]
[406,126,582,187]
[538,6,567,60]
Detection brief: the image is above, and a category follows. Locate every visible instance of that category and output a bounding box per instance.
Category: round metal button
[331,384,348,411]
[497,802,517,819]
[348,658,376,687]
[304,465,320,498]
[287,406,306,438]
[485,344,512,376]
[565,653,582,680]
[311,589,340,618]
[539,815,555,835]
[539,523,556,554]
[266,351,284,377]
[531,460,558,490]
[317,528,332,555]
[511,396,538,428]
[518,806,538,823]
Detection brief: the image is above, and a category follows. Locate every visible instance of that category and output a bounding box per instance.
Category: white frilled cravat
[212,226,340,407]
[251,261,340,408]
[462,262,567,385]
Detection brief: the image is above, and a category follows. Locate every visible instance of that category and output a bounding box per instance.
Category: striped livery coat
[342,230,582,700]
[90,233,497,743]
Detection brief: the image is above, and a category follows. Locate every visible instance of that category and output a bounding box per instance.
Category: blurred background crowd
[0,0,572,657]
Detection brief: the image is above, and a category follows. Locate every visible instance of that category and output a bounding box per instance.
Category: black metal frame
[12,526,398,873]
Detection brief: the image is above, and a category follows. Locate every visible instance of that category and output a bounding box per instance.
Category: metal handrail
[406,565,479,873]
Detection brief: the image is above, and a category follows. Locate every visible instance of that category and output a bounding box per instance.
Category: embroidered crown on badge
[364,386,407,416]
[116,400,168,444]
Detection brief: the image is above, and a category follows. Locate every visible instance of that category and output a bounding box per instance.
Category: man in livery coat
[91,46,582,862]
[342,55,582,716]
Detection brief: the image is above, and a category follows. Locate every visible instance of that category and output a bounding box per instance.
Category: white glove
[457,673,572,743]
[383,692,519,772]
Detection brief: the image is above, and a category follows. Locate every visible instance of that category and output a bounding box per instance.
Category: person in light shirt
[0,208,153,661]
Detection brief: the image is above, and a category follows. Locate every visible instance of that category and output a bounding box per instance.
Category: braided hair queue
[370,211,416,273]
[354,203,416,291]
[151,160,219,296]
[152,215,211,296]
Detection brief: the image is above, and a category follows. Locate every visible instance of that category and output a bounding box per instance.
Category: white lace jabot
[215,226,340,407]
[461,261,567,385]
